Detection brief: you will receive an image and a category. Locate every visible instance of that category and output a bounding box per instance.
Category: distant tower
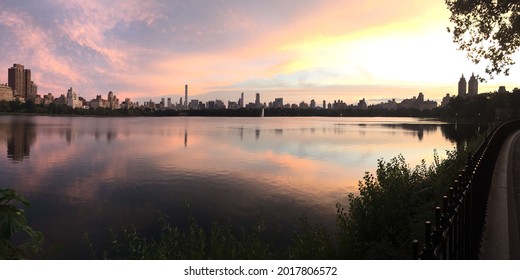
[458,74,467,97]
[66,87,81,108]
[184,85,188,110]
[323,100,326,109]
[240,92,244,108]
[468,73,478,96]
[417,92,424,103]
[24,69,31,99]
[255,93,260,108]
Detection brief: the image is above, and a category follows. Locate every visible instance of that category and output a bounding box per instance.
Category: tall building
[441,94,451,107]
[124,98,131,109]
[468,73,478,96]
[255,93,260,108]
[184,85,188,110]
[239,92,244,108]
[66,87,82,108]
[8,64,36,100]
[24,69,31,99]
[358,98,367,110]
[458,74,466,97]
[273,98,283,109]
[417,92,424,103]
[107,91,119,109]
[8,64,25,97]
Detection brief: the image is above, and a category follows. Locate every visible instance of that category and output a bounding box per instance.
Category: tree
[0,189,42,259]
[446,0,520,78]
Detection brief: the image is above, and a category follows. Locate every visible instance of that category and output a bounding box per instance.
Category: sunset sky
[0,0,518,105]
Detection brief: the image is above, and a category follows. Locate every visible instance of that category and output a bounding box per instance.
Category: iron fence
[413,120,520,259]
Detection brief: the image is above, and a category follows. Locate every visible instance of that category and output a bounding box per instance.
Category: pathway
[480,130,520,259]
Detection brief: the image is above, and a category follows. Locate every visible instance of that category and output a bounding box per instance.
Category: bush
[0,189,42,259]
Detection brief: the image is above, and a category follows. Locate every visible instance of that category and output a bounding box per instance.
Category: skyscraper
[8,64,37,100]
[239,92,244,108]
[24,69,31,99]
[468,73,478,96]
[8,64,25,97]
[255,93,260,108]
[184,85,188,110]
[66,87,82,108]
[458,74,466,97]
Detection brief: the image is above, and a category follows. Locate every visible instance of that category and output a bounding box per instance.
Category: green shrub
[0,189,42,259]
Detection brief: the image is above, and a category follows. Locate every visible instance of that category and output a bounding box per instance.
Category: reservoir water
[0,116,483,258]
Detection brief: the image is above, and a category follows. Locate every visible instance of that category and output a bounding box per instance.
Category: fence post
[424,221,433,259]
[412,239,419,259]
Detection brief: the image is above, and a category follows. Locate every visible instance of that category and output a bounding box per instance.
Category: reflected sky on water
[0,116,483,258]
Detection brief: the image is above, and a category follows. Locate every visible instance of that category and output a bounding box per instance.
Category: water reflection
[0,116,485,258]
[0,117,37,162]
[184,128,188,147]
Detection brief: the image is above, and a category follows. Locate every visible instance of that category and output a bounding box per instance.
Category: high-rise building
[124,98,131,109]
[8,64,25,97]
[8,64,37,100]
[358,98,367,110]
[184,85,188,110]
[167,98,172,108]
[418,92,424,103]
[273,98,283,109]
[107,91,119,109]
[441,93,451,107]
[24,69,31,99]
[468,73,478,96]
[323,100,326,109]
[458,74,467,97]
[255,93,260,108]
[66,87,82,108]
[239,92,244,108]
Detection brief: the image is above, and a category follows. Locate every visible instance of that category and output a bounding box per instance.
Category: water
[0,116,483,258]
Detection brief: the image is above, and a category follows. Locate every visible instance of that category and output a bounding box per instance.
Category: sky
[0,0,518,105]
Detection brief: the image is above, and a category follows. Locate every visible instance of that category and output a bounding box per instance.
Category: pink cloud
[0,10,84,88]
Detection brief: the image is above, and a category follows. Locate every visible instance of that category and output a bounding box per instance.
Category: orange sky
[0,0,518,104]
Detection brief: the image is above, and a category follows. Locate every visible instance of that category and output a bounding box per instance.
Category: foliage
[0,189,42,259]
[335,131,484,259]
[288,217,335,259]
[446,0,520,78]
[91,214,279,260]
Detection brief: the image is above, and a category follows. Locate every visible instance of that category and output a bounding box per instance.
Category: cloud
[0,9,84,91]
[0,0,517,102]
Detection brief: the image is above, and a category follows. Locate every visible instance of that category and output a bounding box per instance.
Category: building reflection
[5,119,36,162]
[184,128,188,147]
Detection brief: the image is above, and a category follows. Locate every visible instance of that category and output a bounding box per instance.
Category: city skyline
[0,1,519,104]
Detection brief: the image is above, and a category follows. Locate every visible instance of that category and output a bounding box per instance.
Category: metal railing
[413,120,520,259]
